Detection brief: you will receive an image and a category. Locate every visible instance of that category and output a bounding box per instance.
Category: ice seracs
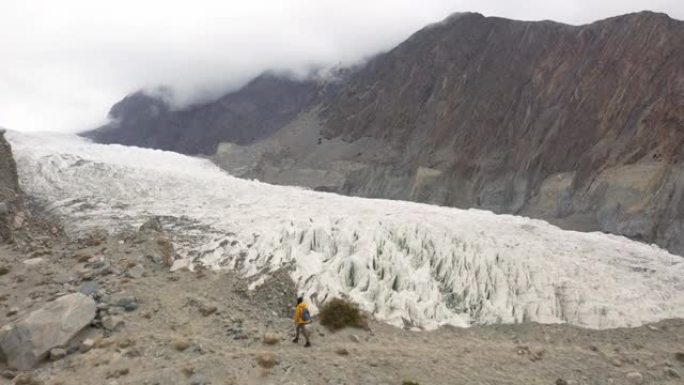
[8,131,684,330]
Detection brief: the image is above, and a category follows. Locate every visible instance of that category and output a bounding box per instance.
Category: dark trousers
[294,323,310,342]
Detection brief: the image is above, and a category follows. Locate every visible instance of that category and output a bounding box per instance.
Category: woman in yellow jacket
[292,296,311,347]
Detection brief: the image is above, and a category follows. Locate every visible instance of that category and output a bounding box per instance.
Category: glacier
[7,131,684,330]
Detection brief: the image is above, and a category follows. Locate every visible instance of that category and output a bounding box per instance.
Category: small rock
[123,347,142,358]
[117,338,135,349]
[126,264,144,279]
[79,281,100,296]
[182,365,195,377]
[676,352,684,363]
[335,347,349,356]
[102,315,125,331]
[1,369,17,379]
[609,357,622,367]
[12,213,25,229]
[256,352,278,369]
[13,373,43,385]
[88,255,106,268]
[555,379,568,385]
[6,307,19,316]
[666,368,681,378]
[626,371,643,384]
[82,229,107,247]
[530,345,545,361]
[173,338,192,351]
[189,374,210,385]
[350,334,361,343]
[0,201,9,215]
[262,332,280,345]
[23,257,44,266]
[199,304,217,317]
[95,338,116,349]
[0,265,10,275]
[111,295,138,312]
[73,249,93,263]
[105,368,129,379]
[49,348,66,361]
[80,338,96,353]
[77,267,94,280]
[139,217,163,232]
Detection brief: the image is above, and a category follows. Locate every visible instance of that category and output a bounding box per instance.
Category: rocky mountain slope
[0,130,22,242]
[2,232,682,385]
[317,12,684,251]
[84,73,336,155]
[85,12,684,256]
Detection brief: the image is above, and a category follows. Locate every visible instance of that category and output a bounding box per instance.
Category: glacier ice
[7,131,684,330]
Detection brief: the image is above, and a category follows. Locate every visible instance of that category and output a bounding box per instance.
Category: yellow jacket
[293,302,310,325]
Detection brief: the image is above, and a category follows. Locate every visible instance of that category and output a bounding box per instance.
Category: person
[292,296,311,347]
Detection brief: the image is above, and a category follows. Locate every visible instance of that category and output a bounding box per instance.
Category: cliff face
[84,73,331,155]
[89,12,684,255]
[0,130,23,242]
[314,12,684,251]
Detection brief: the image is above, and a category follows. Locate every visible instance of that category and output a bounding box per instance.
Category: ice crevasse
[8,131,684,330]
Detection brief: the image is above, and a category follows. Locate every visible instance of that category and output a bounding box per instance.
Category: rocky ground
[0,216,683,385]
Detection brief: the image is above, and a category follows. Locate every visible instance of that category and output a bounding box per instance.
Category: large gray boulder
[0,293,96,369]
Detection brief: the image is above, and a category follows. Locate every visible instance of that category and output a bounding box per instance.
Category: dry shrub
[319,298,367,331]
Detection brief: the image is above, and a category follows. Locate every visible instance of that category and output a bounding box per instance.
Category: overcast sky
[1,0,682,133]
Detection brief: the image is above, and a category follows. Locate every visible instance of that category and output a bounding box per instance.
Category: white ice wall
[8,131,684,329]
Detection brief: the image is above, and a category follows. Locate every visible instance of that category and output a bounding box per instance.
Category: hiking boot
[304,341,311,347]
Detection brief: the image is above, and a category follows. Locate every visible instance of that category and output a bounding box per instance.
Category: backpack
[302,308,311,322]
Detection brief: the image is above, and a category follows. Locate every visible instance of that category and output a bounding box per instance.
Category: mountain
[84,73,335,154]
[84,12,684,256]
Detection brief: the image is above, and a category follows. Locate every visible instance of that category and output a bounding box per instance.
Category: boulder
[0,293,96,369]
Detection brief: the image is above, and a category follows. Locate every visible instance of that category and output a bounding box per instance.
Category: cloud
[1,0,682,133]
